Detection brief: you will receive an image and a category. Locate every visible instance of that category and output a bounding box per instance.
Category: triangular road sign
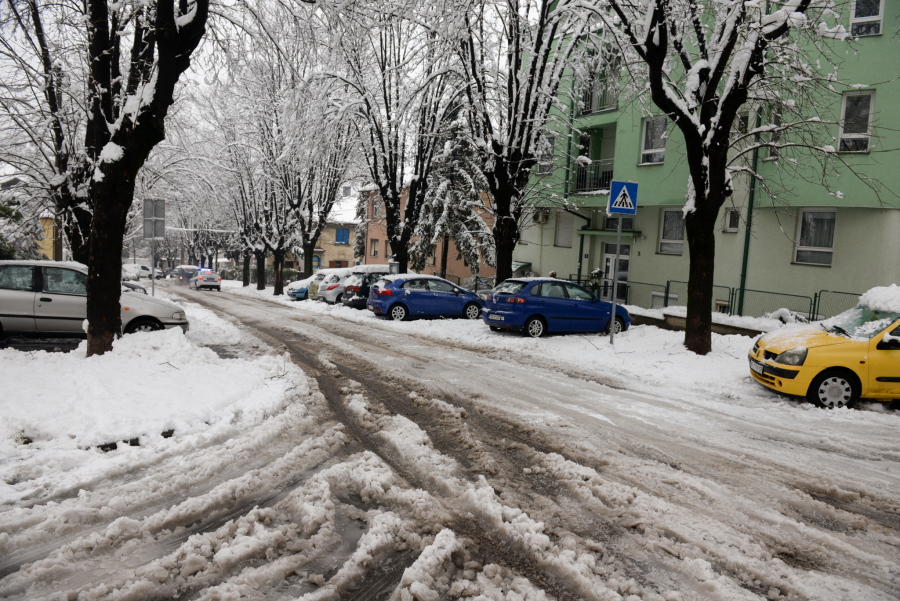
[611,187,634,210]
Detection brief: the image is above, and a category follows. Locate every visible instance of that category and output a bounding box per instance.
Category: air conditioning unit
[532,210,550,224]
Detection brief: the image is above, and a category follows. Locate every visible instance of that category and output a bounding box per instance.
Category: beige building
[269,221,359,274]
[37,215,62,261]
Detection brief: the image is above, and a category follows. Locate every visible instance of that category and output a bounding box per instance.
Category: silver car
[0,260,189,337]
[318,274,351,304]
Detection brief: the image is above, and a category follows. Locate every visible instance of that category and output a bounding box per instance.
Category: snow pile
[625,304,786,332]
[0,306,310,506]
[859,284,900,313]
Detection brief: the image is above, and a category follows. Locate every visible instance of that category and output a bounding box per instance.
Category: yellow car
[748,298,900,408]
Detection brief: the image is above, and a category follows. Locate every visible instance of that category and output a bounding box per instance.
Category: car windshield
[821,306,900,340]
[344,275,361,287]
[493,280,526,295]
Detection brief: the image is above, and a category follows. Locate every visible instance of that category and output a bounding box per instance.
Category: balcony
[580,80,618,115]
[573,159,614,193]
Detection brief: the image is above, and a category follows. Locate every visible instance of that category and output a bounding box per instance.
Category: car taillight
[505,297,525,304]
[348,286,359,292]
[218,277,221,281]
[377,288,392,296]
[327,284,339,291]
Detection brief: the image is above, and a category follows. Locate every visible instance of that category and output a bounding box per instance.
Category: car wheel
[489,326,502,332]
[605,316,626,335]
[523,317,546,338]
[463,302,481,320]
[808,370,859,409]
[125,318,163,334]
[336,294,343,304]
[390,304,409,321]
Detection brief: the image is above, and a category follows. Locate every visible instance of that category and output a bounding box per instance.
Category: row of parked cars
[287,265,631,338]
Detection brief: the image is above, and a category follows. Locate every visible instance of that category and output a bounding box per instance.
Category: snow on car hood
[757,325,850,353]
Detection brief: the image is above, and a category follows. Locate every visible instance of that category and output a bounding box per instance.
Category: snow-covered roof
[0,259,88,271]
[859,284,900,313]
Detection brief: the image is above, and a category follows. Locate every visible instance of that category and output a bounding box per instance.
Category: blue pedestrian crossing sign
[608,181,638,215]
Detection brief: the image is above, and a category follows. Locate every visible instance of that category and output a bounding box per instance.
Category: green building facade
[513,2,900,319]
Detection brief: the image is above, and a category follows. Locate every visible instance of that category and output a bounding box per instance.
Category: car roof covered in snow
[0,259,88,271]
[505,276,574,284]
[380,273,458,284]
[859,284,900,313]
[350,264,393,274]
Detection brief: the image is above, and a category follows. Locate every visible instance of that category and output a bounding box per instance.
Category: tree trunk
[242,250,250,286]
[273,249,285,295]
[303,243,315,277]
[439,234,449,279]
[255,252,266,290]
[683,208,718,355]
[488,176,521,284]
[391,242,408,273]
[86,179,133,357]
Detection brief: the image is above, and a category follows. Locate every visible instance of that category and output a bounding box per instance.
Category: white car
[0,260,189,337]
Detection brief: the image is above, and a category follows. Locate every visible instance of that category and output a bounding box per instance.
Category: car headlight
[775,348,807,366]
[172,311,185,320]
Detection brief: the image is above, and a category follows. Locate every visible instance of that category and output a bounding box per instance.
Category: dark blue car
[367,275,484,321]
[481,278,630,338]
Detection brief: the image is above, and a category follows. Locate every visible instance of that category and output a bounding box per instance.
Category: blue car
[287,275,317,300]
[367,275,484,321]
[481,278,630,338]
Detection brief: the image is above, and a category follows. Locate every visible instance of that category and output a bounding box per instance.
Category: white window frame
[793,209,836,267]
[658,209,684,255]
[342,185,352,197]
[537,135,555,174]
[838,91,874,153]
[850,0,884,36]
[723,208,740,233]
[640,116,667,165]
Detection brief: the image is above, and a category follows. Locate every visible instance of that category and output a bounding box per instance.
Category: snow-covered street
[2,282,898,600]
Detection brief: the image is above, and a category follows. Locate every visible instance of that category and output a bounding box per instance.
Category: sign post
[606,181,638,345]
[143,199,166,296]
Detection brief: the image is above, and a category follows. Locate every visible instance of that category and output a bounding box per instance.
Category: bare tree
[587,0,892,354]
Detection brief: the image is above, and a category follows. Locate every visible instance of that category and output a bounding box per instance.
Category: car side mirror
[591,296,599,302]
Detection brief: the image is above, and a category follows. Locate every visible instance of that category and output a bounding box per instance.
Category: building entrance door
[601,243,629,302]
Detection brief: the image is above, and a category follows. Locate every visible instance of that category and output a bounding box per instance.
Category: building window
[839,91,874,153]
[658,210,684,255]
[427,245,436,266]
[604,216,633,231]
[641,116,667,164]
[343,185,351,197]
[850,0,883,36]
[370,239,379,257]
[536,135,555,174]
[723,208,740,233]
[384,240,390,258]
[312,256,321,269]
[555,211,574,248]
[335,228,350,245]
[795,210,836,266]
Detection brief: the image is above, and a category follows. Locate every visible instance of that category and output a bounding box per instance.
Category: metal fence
[664,280,734,314]
[573,159,615,193]
[736,289,814,320]
[812,290,860,320]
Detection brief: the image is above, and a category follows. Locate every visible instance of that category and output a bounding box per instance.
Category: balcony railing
[580,80,618,115]
[573,159,614,192]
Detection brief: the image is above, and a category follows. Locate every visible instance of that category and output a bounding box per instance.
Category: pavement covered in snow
[0,281,898,600]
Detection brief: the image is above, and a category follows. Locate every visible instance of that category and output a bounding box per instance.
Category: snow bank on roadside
[0,302,310,506]
[625,304,786,332]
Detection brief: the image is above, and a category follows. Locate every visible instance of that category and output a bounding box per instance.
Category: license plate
[368,305,374,311]
[489,314,503,321]
[750,360,764,374]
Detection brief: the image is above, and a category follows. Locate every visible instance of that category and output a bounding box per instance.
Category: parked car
[287,275,317,300]
[122,281,147,295]
[308,267,352,301]
[749,292,900,408]
[173,265,199,286]
[480,277,630,338]
[318,273,352,304]
[342,266,393,310]
[189,270,222,291]
[368,274,484,321]
[0,260,189,337]
[121,264,141,281]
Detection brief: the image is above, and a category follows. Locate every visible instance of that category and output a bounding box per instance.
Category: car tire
[124,318,163,335]
[523,317,546,338]
[463,302,481,320]
[489,326,502,332]
[808,369,860,409]
[336,294,343,304]
[389,304,409,321]
[605,316,626,335]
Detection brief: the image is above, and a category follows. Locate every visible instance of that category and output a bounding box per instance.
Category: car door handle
[40,297,52,302]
